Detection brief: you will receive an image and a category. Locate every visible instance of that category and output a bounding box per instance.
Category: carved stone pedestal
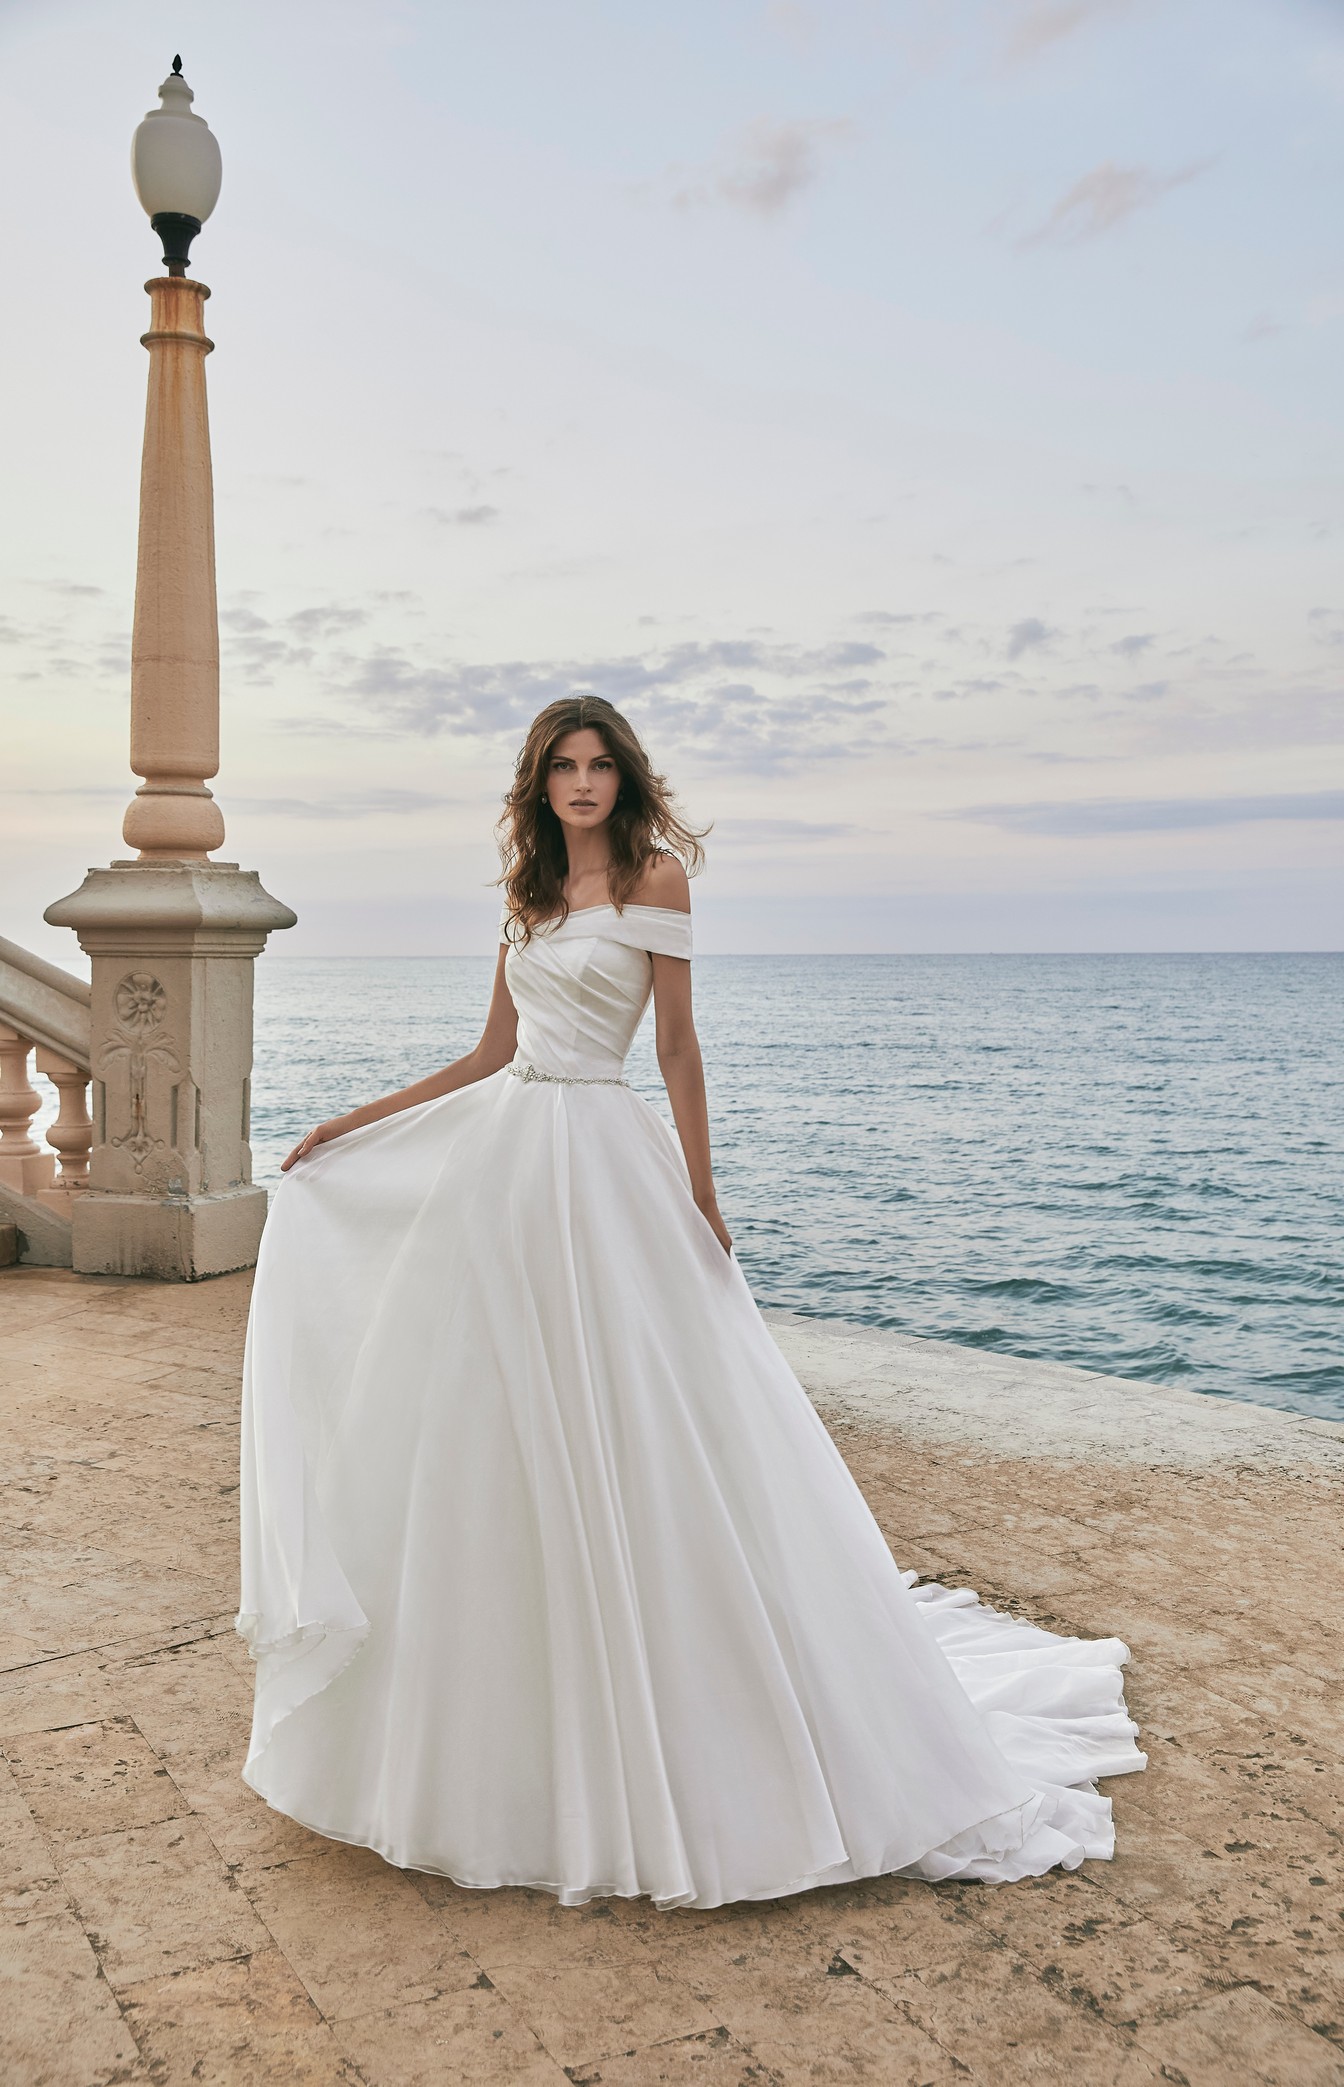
[45,862,296,1280]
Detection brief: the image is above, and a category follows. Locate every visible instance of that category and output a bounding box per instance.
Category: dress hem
[236,1567,1147,1908]
[236,1772,1134,1911]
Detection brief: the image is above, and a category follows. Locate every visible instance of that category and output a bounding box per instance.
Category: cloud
[427,504,501,527]
[2,784,453,821]
[713,818,859,844]
[1003,0,1131,63]
[2,785,127,801]
[1111,633,1154,658]
[949,792,1344,837]
[220,602,370,680]
[229,788,456,820]
[1018,160,1209,248]
[1007,618,1054,659]
[319,636,892,773]
[1241,313,1286,343]
[284,606,369,639]
[672,118,852,217]
[762,2,815,42]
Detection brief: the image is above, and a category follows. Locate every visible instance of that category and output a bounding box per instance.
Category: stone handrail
[0,934,93,1266]
[0,934,91,1069]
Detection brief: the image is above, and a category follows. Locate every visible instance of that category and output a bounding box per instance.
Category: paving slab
[333,1986,566,2085]
[1,1264,1341,2085]
[118,1948,359,2086]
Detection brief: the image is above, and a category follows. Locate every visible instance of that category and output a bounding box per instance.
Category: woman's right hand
[282,1121,340,1172]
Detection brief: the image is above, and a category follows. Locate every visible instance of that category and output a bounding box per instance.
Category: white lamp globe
[131,58,222,272]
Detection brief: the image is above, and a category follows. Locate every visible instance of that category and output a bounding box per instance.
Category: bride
[237,693,1144,1908]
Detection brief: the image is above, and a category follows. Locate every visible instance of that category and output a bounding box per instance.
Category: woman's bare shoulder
[631,851,691,913]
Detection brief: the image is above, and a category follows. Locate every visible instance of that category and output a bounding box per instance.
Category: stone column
[45,274,295,1280]
[122,276,227,859]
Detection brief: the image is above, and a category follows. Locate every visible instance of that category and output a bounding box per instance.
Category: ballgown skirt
[237,1060,1146,1910]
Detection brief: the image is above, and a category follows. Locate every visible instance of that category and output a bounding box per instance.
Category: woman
[237,693,1144,1908]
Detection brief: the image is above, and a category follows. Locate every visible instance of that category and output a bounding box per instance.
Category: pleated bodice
[500,903,693,1081]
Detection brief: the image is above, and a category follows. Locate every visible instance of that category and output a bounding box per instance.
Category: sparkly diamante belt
[507,1060,629,1088]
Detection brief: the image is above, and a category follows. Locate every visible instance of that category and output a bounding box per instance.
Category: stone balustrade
[0,935,93,1264]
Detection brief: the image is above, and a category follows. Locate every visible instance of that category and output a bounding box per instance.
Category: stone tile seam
[0,1751,151,2073]
[835,1957,986,2081]
[398,1894,820,2082]
[235,1862,604,2072]
[0,1612,239,1682]
[7,1708,273,2013]
[953,1897,1317,2044]
[327,1986,688,2083]
[870,1914,1170,2069]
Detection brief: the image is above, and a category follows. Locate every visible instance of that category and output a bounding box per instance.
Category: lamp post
[124,54,224,860]
[45,62,295,1280]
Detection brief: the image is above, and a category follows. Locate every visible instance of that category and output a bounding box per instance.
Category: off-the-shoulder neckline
[558,902,690,919]
[502,901,692,939]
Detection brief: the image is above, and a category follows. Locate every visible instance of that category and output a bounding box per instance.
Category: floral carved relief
[98,972,183,1173]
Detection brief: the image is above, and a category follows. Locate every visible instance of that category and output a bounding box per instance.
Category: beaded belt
[507,1060,629,1089]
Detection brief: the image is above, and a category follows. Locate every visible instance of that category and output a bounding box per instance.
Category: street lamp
[44,60,295,1279]
[131,56,222,276]
[121,53,226,863]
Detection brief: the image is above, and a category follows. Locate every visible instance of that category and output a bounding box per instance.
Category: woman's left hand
[697,1193,733,1257]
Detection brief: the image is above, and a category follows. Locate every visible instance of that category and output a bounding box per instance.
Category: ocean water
[251,953,1343,1424]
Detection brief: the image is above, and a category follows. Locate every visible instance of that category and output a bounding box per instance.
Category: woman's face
[545,728,621,833]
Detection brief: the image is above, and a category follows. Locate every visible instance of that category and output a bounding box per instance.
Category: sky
[1,0,1341,956]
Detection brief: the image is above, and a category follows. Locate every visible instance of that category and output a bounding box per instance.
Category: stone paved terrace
[2,1267,1342,2087]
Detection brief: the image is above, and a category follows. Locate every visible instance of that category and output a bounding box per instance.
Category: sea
[248,952,1344,1427]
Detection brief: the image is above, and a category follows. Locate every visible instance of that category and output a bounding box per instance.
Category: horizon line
[260,947,1344,961]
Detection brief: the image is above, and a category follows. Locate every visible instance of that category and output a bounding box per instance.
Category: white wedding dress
[237,901,1145,1907]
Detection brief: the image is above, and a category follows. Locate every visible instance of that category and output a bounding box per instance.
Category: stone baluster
[0,1025,56,1197]
[35,1049,93,1216]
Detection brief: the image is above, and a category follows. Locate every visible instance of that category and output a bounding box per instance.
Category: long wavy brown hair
[497,695,707,944]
